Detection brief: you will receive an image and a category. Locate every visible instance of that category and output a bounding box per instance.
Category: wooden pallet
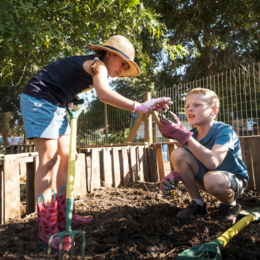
[0,153,87,224]
[0,144,157,224]
[240,136,260,190]
[79,144,152,192]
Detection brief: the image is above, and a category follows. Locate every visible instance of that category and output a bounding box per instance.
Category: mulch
[1,182,260,259]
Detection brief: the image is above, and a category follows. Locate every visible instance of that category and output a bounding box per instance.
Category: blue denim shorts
[20,93,70,139]
[195,159,248,199]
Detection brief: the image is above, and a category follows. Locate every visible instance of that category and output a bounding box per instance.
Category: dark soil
[1,182,260,260]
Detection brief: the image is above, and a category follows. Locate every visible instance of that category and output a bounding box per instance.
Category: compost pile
[0,182,260,260]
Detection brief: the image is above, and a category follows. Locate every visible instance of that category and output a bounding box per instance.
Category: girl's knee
[41,153,59,170]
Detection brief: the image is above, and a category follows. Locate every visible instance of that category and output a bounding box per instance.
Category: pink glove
[133,97,173,113]
[160,171,182,195]
[159,111,193,147]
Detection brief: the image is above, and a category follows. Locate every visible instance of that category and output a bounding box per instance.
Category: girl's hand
[134,97,173,113]
[67,102,77,109]
[67,95,81,109]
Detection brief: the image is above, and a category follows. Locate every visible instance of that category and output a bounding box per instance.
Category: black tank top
[22,55,95,106]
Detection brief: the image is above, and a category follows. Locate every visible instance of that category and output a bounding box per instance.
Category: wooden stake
[126,113,145,143]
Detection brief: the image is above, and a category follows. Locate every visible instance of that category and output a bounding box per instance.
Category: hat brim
[88,43,140,77]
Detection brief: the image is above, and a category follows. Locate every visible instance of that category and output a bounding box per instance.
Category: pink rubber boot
[56,186,93,231]
[37,194,71,252]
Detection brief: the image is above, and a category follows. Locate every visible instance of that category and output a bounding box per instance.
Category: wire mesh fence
[77,95,145,146]
[78,62,260,146]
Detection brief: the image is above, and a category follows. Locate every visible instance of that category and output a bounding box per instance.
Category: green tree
[0,0,172,107]
[0,0,186,142]
[140,0,260,84]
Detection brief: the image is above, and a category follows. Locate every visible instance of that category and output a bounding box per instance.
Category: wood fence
[0,137,259,224]
[0,144,37,155]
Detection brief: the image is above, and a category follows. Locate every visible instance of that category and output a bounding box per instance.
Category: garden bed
[1,182,260,259]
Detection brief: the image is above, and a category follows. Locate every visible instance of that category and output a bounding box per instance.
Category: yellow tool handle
[217,213,255,247]
[66,118,77,200]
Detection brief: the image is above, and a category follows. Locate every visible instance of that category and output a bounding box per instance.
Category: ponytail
[90,50,106,76]
[91,57,100,76]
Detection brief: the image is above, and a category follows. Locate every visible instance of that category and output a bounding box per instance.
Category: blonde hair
[187,88,219,108]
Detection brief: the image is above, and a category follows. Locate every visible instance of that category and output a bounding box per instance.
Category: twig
[157,197,173,205]
[131,235,159,252]
[143,183,151,196]
[75,200,85,203]
[15,66,27,87]
[165,247,177,256]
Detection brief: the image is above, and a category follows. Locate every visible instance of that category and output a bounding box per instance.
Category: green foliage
[137,0,260,84]
[0,0,168,86]
[107,128,127,144]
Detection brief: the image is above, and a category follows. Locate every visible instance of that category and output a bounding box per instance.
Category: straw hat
[88,35,140,77]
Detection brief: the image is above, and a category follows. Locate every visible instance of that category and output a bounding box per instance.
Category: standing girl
[20,35,172,251]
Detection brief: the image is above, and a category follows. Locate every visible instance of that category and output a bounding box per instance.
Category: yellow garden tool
[176,210,260,260]
[47,99,86,260]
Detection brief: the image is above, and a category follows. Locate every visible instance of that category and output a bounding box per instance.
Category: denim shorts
[195,159,248,199]
[20,93,70,139]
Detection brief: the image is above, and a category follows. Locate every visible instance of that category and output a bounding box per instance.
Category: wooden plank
[151,111,173,143]
[85,152,91,193]
[0,152,38,159]
[25,156,38,214]
[112,148,121,187]
[240,138,254,190]
[14,146,18,154]
[100,150,104,183]
[0,165,3,224]
[143,146,149,182]
[153,141,179,146]
[3,158,20,223]
[78,143,149,150]
[34,156,39,175]
[246,137,260,190]
[164,161,171,173]
[155,144,165,180]
[80,147,103,152]
[137,146,144,182]
[90,148,100,192]
[17,157,34,164]
[121,147,130,187]
[144,112,152,145]
[143,92,152,145]
[103,142,148,147]
[102,148,113,187]
[126,113,145,143]
[74,154,87,199]
[147,147,159,182]
[129,146,138,182]
[26,160,35,215]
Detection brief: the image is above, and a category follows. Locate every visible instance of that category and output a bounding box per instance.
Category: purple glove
[160,171,182,195]
[134,97,173,113]
[159,111,193,147]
